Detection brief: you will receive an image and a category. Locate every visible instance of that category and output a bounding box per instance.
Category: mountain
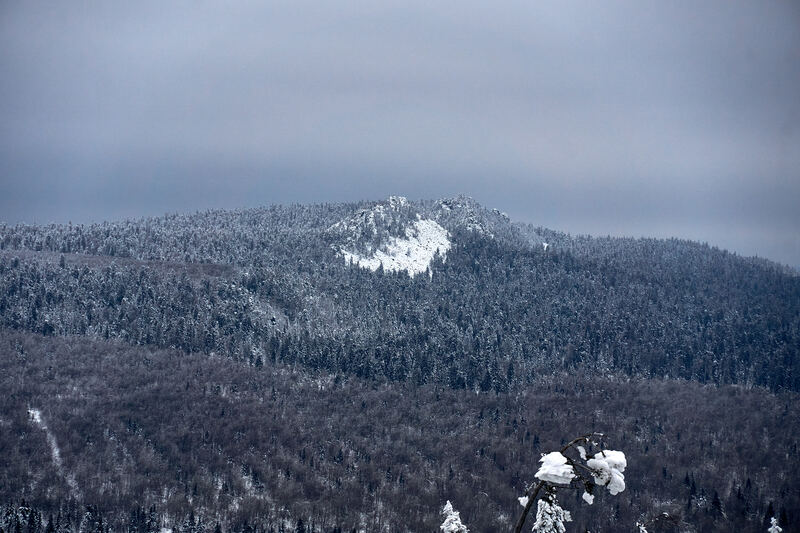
[1,196,797,391]
[0,196,798,532]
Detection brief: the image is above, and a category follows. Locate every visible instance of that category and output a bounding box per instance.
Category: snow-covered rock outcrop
[330,196,451,277]
[341,217,450,277]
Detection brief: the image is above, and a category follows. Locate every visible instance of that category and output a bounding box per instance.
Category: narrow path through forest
[28,408,83,501]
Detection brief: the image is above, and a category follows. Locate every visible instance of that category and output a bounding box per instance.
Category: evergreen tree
[531,492,571,533]
[439,501,468,533]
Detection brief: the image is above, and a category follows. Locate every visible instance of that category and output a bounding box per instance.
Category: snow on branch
[534,451,575,485]
[440,432,632,533]
[514,432,628,533]
[586,449,627,495]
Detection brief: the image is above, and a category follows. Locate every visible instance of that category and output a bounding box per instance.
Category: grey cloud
[1,0,799,266]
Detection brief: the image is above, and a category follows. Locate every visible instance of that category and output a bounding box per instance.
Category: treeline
[2,330,797,532]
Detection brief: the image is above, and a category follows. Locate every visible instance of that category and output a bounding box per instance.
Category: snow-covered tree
[440,500,468,533]
[768,516,782,533]
[513,433,628,533]
[439,433,629,532]
[531,491,571,533]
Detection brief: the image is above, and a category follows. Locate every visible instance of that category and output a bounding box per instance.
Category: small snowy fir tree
[440,500,468,533]
[768,516,782,533]
[531,492,571,533]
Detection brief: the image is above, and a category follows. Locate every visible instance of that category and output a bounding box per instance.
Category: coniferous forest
[1,197,798,532]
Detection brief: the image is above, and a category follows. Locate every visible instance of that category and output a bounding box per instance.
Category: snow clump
[534,451,575,485]
[586,450,627,495]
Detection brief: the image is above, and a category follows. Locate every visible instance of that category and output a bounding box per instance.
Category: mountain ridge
[1,195,797,392]
[1,194,794,271]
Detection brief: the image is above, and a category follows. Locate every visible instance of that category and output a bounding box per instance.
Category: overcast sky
[1,1,799,266]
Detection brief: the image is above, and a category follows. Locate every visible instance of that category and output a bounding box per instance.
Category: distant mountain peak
[386,195,409,209]
[430,195,522,242]
[437,194,480,210]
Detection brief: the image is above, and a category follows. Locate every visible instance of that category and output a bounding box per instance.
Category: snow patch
[340,218,450,277]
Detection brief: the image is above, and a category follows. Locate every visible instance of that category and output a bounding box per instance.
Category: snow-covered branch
[439,432,629,532]
[514,433,627,533]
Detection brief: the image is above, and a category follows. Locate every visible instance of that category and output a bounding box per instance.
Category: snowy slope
[329,194,546,276]
[340,217,450,277]
[328,196,452,277]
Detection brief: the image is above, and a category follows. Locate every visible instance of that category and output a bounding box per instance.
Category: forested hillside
[2,330,797,532]
[1,197,799,532]
[1,196,798,391]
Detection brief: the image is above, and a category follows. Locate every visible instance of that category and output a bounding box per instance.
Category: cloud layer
[1,1,798,265]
